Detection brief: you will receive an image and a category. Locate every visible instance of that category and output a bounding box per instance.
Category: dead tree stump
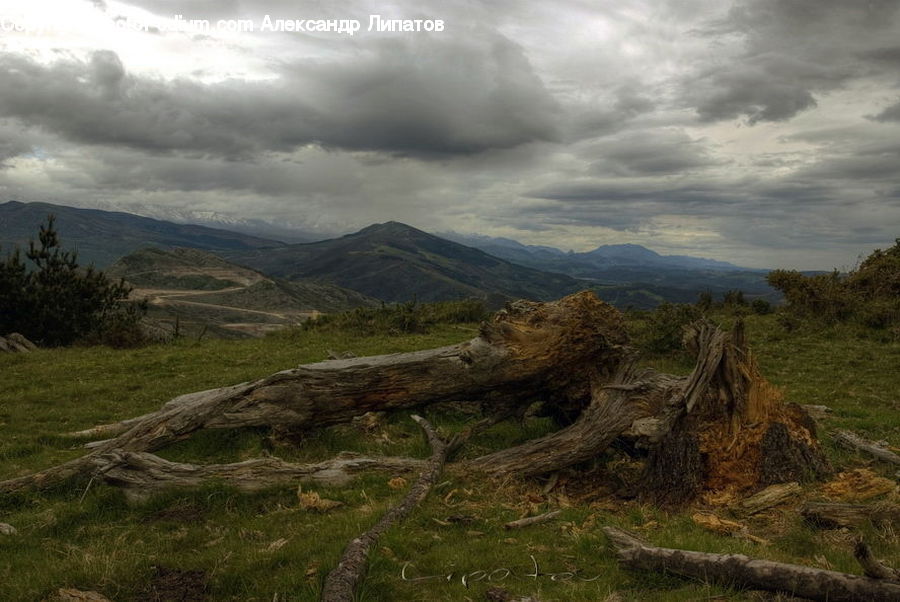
[640,320,831,505]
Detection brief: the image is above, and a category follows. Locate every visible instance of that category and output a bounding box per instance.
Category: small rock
[0,522,17,535]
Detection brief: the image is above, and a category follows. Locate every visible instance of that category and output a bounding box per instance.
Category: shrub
[723,289,748,307]
[766,238,900,331]
[639,302,702,354]
[300,298,488,336]
[696,290,714,312]
[0,215,147,347]
[751,298,772,315]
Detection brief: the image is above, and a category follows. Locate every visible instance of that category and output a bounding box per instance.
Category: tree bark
[605,526,900,602]
[320,415,450,602]
[91,450,426,503]
[640,319,831,506]
[469,361,664,477]
[738,482,802,515]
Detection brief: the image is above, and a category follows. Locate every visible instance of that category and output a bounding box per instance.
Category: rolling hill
[224,221,582,305]
[107,247,375,338]
[0,201,285,268]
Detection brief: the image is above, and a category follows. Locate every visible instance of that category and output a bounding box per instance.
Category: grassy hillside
[106,247,377,338]
[0,316,897,601]
[0,201,284,268]
[225,221,581,305]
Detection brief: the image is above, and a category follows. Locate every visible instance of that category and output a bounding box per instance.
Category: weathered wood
[641,320,830,505]
[854,539,900,581]
[1,292,627,494]
[469,362,654,477]
[320,415,450,602]
[605,526,900,602]
[802,404,833,421]
[740,482,802,515]
[0,333,37,353]
[803,502,900,529]
[90,450,426,503]
[503,510,562,530]
[833,429,900,466]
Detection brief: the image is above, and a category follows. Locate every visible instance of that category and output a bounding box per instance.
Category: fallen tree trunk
[91,451,426,503]
[3,295,831,509]
[320,415,450,602]
[1,292,627,494]
[802,502,900,529]
[605,526,900,602]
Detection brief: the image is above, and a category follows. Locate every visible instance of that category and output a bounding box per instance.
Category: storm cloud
[0,0,899,270]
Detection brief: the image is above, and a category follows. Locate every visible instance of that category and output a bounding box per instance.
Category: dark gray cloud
[0,33,557,158]
[587,129,723,176]
[871,100,900,122]
[1,0,899,269]
[687,0,900,124]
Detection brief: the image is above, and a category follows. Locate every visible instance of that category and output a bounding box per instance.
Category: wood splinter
[503,510,562,530]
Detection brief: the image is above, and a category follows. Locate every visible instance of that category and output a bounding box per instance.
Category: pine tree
[0,215,146,346]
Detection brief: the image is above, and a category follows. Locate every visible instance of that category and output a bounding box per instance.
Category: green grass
[1,315,898,600]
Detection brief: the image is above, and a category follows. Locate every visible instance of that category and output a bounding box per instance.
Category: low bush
[766,238,900,332]
[637,302,703,354]
[299,298,488,336]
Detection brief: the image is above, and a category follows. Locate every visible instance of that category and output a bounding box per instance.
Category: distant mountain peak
[355,221,425,235]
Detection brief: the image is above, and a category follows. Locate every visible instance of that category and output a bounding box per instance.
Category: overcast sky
[1,1,899,269]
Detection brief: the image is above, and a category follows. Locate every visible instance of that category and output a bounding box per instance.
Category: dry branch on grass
[503,510,562,530]
[605,526,900,602]
[1,292,626,496]
[833,429,900,466]
[320,415,451,602]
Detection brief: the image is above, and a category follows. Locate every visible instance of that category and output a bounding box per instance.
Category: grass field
[0,315,898,601]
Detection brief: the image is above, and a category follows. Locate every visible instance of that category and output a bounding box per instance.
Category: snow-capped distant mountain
[87,202,333,243]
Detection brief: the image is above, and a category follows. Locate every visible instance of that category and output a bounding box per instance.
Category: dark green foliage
[767,239,900,331]
[0,215,147,347]
[722,289,747,307]
[638,302,703,353]
[751,298,773,315]
[301,299,488,336]
[696,290,714,312]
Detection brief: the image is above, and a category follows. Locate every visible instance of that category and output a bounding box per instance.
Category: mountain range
[0,200,283,268]
[222,221,581,304]
[1,200,777,311]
